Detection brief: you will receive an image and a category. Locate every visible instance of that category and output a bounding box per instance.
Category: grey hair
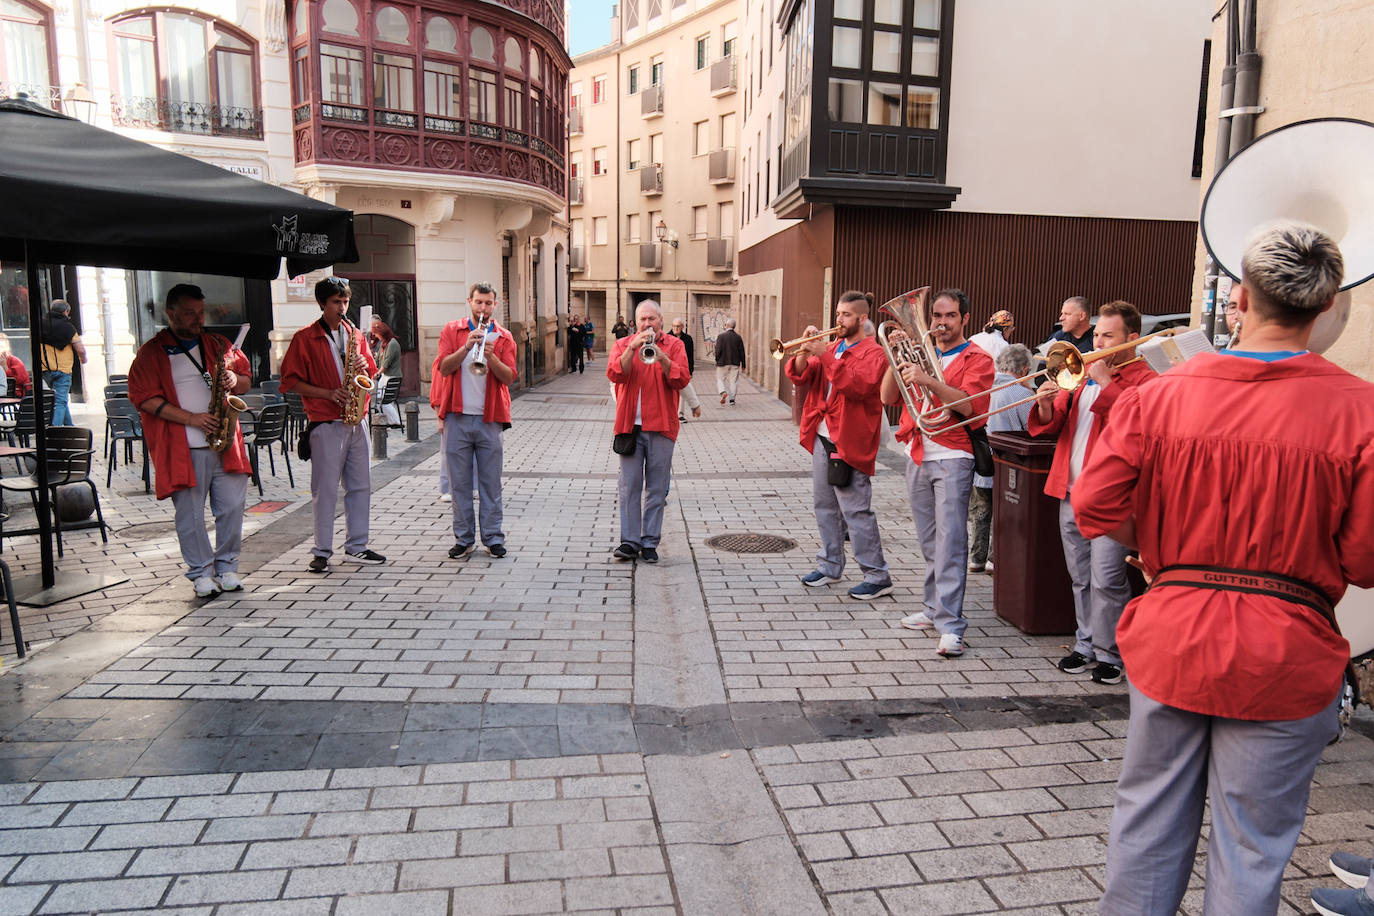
[996,343,1033,377]
[1062,296,1089,316]
[725,317,737,329]
[1241,219,1344,319]
[635,300,662,318]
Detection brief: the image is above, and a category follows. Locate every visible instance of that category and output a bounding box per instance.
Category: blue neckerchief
[836,339,852,355]
[937,341,970,358]
[1218,349,1308,362]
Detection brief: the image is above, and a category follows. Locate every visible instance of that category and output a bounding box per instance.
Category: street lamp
[654,219,678,249]
[63,83,96,124]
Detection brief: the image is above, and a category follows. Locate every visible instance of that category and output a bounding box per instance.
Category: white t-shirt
[168,339,212,449]
[968,329,1009,361]
[912,346,967,463]
[1066,381,1103,490]
[459,321,495,416]
[327,325,347,385]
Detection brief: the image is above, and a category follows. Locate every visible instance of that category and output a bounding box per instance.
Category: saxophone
[341,320,374,425]
[206,335,247,454]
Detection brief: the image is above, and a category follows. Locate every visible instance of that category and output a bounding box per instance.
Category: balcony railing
[640,243,662,272]
[709,58,737,96]
[641,84,664,118]
[569,108,583,135]
[639,164,663,195]
[1,82,61,109]
[709,148,735,184]
[707,238,733,271]
[112,95,264,139]
[570,246,585,271]
[569,177,585,205]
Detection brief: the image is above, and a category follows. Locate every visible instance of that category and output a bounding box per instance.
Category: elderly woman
[0,333,32,396]
[370,318,402,426]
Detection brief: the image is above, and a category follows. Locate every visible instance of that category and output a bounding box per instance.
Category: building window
[592,74,606,103]
[719,111,735,147]
[423,59,460,117]
[468,67,496,123]
[650,132,663,163]
[693,120,709,155]
[717,201,734,237]
[627,138,641,170]
[320,42,364,105]
[503,80,523,128]
[650,56,663,86]
[905,86,938,128]
[1,0,53,99]
[627,65,639,95]
[691,205,707,238]
[504,36,523,74]
[824,0,944,132]
[469,25,495,62]
[321,0,360,37]
[375,5,409,43]
[571,217,584,246]
[827,78,861,123]
[110,11,261,137]
[695,36,709,70]
[592,145,607,175]
[593,215,608,245]
[424,14,458,52]
[374,52,414,113]
[626,213,641,243]
[570,152,582,178]
[722,20,737,58]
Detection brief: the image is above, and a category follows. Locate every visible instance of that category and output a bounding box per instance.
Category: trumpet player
[882,288,994,657]
[608,300,690,563]
[433,281,517,560]
[1028,300,1153,686]
[789,292,893,600]
[280,277,385,572]
[128,284,253,598]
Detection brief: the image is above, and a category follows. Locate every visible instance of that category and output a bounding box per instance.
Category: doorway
[336,215,418,396]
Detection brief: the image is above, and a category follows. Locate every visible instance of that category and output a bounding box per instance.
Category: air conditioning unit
[709,148,735,184]
[707,238,733,271]
[640,242,662,272]
[641,84,664,118]
[640,164,663,195]
[710,57,737,96]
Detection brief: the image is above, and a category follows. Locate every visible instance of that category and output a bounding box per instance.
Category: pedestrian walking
[715,317,746,404]
[39,298,85,425]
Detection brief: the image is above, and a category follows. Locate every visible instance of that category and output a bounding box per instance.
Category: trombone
[769,325,842,360]
[915,328,1180,435]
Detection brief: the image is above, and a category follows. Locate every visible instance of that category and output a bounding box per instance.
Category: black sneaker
[486,544,507,558]
[308,556,328,573]
[1091,662,1124,685]
[1057,651,1093,674]
[613,542,638,560]
[449,542,473,559]
[640,547,659,564]
[342,548,386,565]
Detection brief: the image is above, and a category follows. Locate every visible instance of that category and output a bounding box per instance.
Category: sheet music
[231,324,250,351]
[1139,328,1213,373]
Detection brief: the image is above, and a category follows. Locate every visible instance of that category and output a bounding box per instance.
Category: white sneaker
[193,576,220,598]
[217,572,244,592]
[968,562,986,573]
[937,633,965,657]
[900,611,934,630]
[440,493,452,503]
[984,560,994,573]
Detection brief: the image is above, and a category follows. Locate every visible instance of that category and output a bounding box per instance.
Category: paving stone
[127,842,247,876]
[38,876,171,914]
[879,879,999,915]
[509,848,613,881]
[811,854,921,892]
[352,831,458,863]
[397,855,507,891]
[985,869,1105,907]
[9,848,136,883]
[0,826,99,855]
[91,819,208,850]
[283,862,398,897]
[333,890,450,916]
[563,875,675,911]
[241,837,352,870]
[459,825,560,856]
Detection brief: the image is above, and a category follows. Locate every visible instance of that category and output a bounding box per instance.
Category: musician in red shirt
[1027,300,1155,686]
[882,289,994,656]
[606,300,690,563]
[789,291,893,601]
[1073,221,1374,915]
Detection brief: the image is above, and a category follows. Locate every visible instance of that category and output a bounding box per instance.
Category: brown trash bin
[989,431,1075,635]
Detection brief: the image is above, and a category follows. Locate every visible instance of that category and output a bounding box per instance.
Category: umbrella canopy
[0,98,356,278]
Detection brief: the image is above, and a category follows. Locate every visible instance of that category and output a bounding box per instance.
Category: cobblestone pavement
[0,368,1367,914]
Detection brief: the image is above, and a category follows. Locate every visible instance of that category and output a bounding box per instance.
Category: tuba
[341,320,374,425]
[206,335,247,454]
[876,287,950,434]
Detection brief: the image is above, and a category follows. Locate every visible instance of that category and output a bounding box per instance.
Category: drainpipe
[1201,1,1240,343]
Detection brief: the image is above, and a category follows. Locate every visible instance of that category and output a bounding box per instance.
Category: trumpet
[769,325,843,360]
[639,330,658,364]
[876,288,951,430]
[469,316,491,376]
[915,328,1182,434]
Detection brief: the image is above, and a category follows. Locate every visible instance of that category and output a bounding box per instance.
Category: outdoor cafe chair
[11,390,53,448]
[102,382,128,400]
[244,402,293,495]
[104,398,149,491]
[1,426,108,557]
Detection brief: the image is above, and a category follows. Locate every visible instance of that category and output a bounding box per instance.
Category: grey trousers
[968,485,993,566]
[716,364,741,400]
[1059,498,1131,665]
[618,429,674,549]
[811,436,890,585]
[444,413,505,546]
[1101,684,1339,916]
[309,420,371,558]
[906,456,974,638]
[169,448,250,581]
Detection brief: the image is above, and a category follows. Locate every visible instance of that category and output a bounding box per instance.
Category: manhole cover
[705,533,797,554]
[118,522,174,541]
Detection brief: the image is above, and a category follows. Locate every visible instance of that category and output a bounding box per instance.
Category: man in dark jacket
[40,299,87,426]
[567,314,585,374]
[714,317,746,405]
[669,317,701,421]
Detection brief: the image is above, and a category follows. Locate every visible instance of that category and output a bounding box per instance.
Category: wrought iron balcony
[569,177,585,205]
[709,148,735,184]
[707,237,733,271]
[639,164,663,195]
[709,58,737,96]
[640,243,662,272]
[111,95,263,139]
[1,82,61,110]
[641,84,664,118]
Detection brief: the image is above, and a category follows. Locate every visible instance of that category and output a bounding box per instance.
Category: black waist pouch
[968,426,995,478]
[612,425,641,455]
[298,421,325,462]
[819,435,854,488]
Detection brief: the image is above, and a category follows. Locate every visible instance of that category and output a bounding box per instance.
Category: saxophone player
[280,277,385,572]
[128,284,253,598]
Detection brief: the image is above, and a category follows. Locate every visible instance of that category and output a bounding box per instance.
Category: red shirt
[895,342,995,463]
[4,354,30,396]
[607,332,691,441]
[784,354,827,453]
[279,320,378,421]
[814,336,887,478]
[1072,352,1374,720]
[1027,359,1155,499]
[429,319,518,424]
[127,330,252,500]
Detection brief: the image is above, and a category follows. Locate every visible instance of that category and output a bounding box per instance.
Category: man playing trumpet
[789,291,894,601]
[882,289,994,657]
[128,284,253,598]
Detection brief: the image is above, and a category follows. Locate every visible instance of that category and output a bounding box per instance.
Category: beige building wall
[1192,1,1374,379]
[569,0,740,350]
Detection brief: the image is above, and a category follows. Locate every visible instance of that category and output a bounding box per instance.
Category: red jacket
[607,332,691,441]
[279,320,378,421]
[896,341,995,464]
[4,354,31,396]
[814,336,887,478]
[429,319,518,424]
[127,330,252,500]
[784,354,827,453]
[1027,359,1154,499]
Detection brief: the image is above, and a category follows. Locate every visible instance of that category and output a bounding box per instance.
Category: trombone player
[788,291,894,601]
[882,289,994,657]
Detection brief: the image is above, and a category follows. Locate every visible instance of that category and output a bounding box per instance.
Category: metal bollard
[371,415,388,460]
[404,400,421,442]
